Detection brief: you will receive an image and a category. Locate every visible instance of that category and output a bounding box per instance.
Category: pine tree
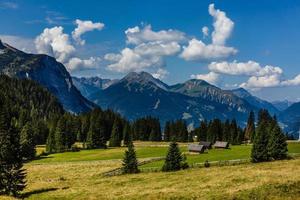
[109,119,122,147]
[122,141,139,174]
[164,121,171,141]
[54,117,66,152]
[20,123,36,160]
[162,141,183,172]
[267,123,288,160]
[245,111,255,142]
[222,120,231,142]
[197,120,208,142]
[251,123,270,162]
[46,127,56,153]
[0,97,26,197]
[123,123,131,146]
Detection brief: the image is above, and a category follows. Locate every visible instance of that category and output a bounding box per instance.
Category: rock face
[231,88,279,115]
[76,71,262,127]
[279,102,300,138]
[0,40,96,113]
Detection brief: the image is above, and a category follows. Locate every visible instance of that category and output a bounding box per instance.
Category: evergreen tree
[20,123,36,160]
[109,119,122,147]
[197,120,208,142]
[222,120,231,142]
[0,98,26,197]
[251,123,270,162]
[122,141,139,174]
[162,141,184,172]
[245,111,255,142]
[230,120,239,144]
[123,123,131,146]
[46,127,56,153]
[267,123,288,160]
[164,121,171,141]
[54,117,67,152]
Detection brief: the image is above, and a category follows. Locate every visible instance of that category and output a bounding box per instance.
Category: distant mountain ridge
[0,40,96,113]
[74,71,277,127]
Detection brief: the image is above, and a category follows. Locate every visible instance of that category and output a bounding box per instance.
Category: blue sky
[1,0,300,101]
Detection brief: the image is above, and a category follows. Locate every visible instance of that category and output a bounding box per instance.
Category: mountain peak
[122,71,168,90]
[232,88,251,97]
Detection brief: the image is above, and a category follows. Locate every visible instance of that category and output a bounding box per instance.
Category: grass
[0,141,299,199]
[1,157,300,199]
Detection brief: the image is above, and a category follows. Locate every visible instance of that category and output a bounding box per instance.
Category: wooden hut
[188,144,205,153]
[199,141,212,149]
[214,141,229,149]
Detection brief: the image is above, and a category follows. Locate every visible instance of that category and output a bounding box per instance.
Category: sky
[1,0,300,102]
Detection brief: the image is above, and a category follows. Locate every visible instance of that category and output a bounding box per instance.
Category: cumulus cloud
[282,74,300,86]
[208,60,283,76]
[240,74,282,89]
[105,25,183,76]
[72,19,104,45]
[202,26,209,37]
[208,3,234,45]
[35,25,103,72]
[180,4,237,61]
[151,68,169,79]
[181,39,237,61]
[35,26,75,63]
[125,25,186,45]
[190,72,220,85]
[65,57,101,71]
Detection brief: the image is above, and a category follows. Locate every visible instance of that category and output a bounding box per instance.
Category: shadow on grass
[21,187,69,198]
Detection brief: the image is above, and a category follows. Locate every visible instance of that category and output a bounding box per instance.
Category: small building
[199,141,212,149]
[188,144,205,153]
[214,141,229,149]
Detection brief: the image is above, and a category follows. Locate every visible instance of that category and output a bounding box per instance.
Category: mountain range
[0,40,96,113]
[73,71,283,129]
[0,40,299,137]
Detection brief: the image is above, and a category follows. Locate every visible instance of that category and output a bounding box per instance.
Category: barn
[214,141,229,149]
[199,141,212,149]
[188,144,205,153]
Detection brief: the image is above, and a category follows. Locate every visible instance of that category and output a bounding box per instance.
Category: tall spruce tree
[197,120,208,142]
[46,127,56,153]
[109,119,122,147]
[251,122,270,162]
[54,117,67,152]
[245,111,255,142]
[164,121,171,141]
[20,123,36,160]
[123,123,131,146]
[122,141,139,174]
[162,141,184,172]
[0,97,26,197]
[267,123,288,160]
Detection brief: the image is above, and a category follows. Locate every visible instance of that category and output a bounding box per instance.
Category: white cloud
[105,41,181,74]
[282,74,300,86]
[180,4,237,61]
[209,3,234,45]
[65,57,101,71]
[190,72,220,85]
[180,39,237,61]
[35,26,75,63]
[151,68,169,79]
[240,74,282,89]
[202,26,209,37]
[208,60,283,76]
[125,25,186,45]
[72,19,105,45]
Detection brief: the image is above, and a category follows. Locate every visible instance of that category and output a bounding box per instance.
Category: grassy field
[0,141,299,200]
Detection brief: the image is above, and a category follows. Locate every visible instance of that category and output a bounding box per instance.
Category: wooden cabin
[199,141,212,149]
[188,144,205,153]
[214,141,229,149]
